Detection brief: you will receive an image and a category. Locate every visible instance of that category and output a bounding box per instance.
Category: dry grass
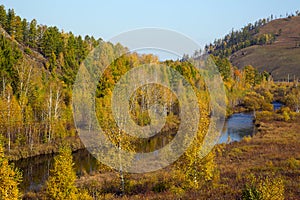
[230,16,300,81]
[216,115,300,199]
[69,115,300,199]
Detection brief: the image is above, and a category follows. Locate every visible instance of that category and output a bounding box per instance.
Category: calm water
[272,101,283,111]
[14,102,285,192]
[14,111,264,192]
[218,101,283,144]
[218,112,254,143]
[14,149,99,192]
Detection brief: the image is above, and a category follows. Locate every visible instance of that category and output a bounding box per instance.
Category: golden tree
[0,136,22,200]
[46,145,78,200]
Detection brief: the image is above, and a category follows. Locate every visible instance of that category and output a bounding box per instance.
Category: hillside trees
[40,26,63,58]
[0,5,7,29]
[6,9,16,39]
[27,19,37,48]
[0,6,115,147]
[0,6,129,152]
[207,55,272,113]
[0,5,100,86]
[207,16,277,58]
[0,34,22,91]
[211,55,232,81]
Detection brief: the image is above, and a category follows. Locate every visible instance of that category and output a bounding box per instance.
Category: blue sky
[1,1,299,48]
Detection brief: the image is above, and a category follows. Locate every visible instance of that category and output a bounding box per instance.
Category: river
[15,102,284,193]
[218,112,254,143]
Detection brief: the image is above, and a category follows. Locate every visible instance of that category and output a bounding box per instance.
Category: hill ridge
[229,16,300,81]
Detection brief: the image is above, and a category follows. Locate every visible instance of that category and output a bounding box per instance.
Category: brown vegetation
[70,113,300,199]
[230,16,300,81]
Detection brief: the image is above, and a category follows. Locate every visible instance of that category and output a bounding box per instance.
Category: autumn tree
[46,145,78,200]
[244,65,261,88]
[242,174,284,200]
[285,86,300,112]
[0,135,22,200]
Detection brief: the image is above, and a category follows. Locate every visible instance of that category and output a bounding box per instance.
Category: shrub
[242,135,252,143]
[242,185,261,200]
[170,186,185,198]
[256,111,273,121]
[282,111,290,122]
[242,174,285,200]
[24,47,32,55]
[152,181,170,193]
[243,92,273,111]
[258,176,284,200]
[229,147,243,157]
[286,157,300,169]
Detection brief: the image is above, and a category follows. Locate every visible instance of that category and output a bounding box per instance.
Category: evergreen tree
[28,19,37,48]
[6,9,16,39]
[41,26,63,58]
[14,16,23,42]
[21,18,29,45]
[0,5,7,29]
[0,34,22,92]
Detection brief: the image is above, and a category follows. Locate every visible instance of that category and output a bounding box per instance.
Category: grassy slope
[230,16,300,81]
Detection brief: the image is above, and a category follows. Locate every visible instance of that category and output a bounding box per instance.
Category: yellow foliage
[258,176,285,200]
[243,174,285,200]
[0,136,22,200]
[46,145,92,200]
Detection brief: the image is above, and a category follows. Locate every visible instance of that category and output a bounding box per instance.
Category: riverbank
[4,103,257,162]
[215,113,300,199]
[6,136,84,161]
[72,113,300,199]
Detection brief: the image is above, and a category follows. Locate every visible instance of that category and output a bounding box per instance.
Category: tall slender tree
[0,5,7,29]
[7,9,16,39]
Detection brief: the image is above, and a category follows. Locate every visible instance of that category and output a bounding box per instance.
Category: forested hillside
[207,11,300,81]
[0,5,276,157]
[0,5,126,156]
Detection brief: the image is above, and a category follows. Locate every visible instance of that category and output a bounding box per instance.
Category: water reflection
[15,112,259,192]
[219,113,254,143]
[13,153,54,192]
[272,101,283,111]
[14,149,99,193]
